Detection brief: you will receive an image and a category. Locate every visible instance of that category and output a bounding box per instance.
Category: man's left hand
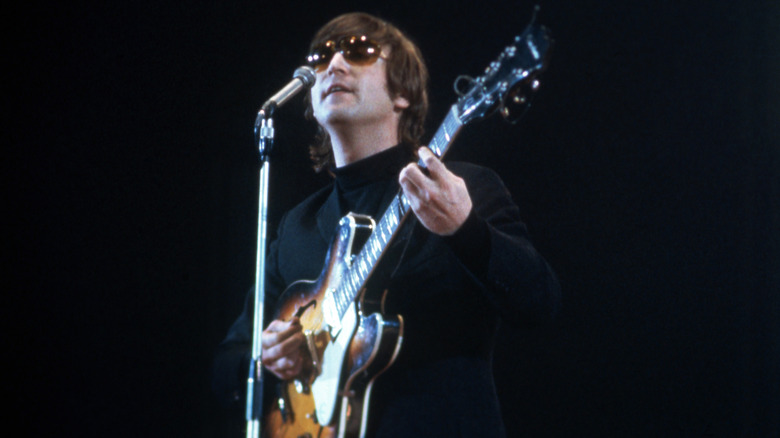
[399,147,472,236]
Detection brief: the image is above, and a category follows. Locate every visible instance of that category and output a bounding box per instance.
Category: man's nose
[326,51,350,74]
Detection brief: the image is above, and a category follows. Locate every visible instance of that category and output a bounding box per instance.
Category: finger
[262,331,305,362]
[282,357,303,379]
[268,355,303,380]
[261,318,302,349]
[399,163,433,200]
[265,317,301,337]
[265,317,300,334]
[417,147,449,181]
[399,169,428,213]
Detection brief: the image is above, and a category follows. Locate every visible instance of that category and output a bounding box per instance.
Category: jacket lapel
[315,186,342,243]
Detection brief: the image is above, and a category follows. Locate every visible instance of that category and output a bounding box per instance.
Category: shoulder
[270,182,336,283]
[281,183,333,220]
[275,182,334,235]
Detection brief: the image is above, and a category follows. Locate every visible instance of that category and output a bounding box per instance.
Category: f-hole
[294,299,317,318]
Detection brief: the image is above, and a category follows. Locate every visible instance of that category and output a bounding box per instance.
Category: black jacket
[213,145,560,437]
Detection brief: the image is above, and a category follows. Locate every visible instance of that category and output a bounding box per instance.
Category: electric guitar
[264,20,553,438]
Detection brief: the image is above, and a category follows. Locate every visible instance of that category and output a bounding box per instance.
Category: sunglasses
[307,35,383,72]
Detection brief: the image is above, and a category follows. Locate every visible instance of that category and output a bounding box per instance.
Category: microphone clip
[254,66,316,159]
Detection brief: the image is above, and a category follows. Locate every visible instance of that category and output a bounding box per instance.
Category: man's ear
[393,95,410,111]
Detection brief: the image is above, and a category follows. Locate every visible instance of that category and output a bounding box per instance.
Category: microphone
[260,66,316,116]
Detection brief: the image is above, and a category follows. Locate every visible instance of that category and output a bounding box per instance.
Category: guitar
[263,20,553,438]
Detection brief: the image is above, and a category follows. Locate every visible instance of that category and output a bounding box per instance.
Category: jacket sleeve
[444,163,561,327]
[211,217,288,408]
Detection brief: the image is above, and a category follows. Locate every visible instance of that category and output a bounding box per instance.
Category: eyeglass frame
[306,35,386,71]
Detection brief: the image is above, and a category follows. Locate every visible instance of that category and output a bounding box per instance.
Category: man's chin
[315,109,355,126]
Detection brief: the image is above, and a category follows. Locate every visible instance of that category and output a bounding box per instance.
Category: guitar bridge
[304,330,322,375]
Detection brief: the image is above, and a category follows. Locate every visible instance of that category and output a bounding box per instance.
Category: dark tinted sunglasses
[307,36,382,72]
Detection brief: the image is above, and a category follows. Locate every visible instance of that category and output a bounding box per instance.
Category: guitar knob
[294,379,310,394]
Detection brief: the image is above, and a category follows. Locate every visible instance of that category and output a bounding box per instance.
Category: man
[213,12,560,437]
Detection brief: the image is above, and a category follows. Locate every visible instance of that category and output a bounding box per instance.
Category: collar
[332,144,415,191]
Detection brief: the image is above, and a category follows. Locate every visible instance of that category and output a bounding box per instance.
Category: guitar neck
[426,105,465,160]
[329,106,464,320]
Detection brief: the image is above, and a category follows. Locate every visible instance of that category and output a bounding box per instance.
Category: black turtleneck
[331,144,415,218]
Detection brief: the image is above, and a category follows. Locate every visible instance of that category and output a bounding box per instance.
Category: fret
[344,279,351,307]
[363,245,373,267]
[429,108,463,159]
[348,270,358,295]
[370,244,379,264]
[337,286,345,314]
[399,193,411,212]
[348,271,357,299]
[332,289,341,317]
[429,136,441,158]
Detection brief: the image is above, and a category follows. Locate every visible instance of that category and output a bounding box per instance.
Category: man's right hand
[261,317,307,380]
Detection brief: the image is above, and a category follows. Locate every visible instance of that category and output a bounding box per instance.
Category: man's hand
[399,147,473,236]
[261,317,307,380]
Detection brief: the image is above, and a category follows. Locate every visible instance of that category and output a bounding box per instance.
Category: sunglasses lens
[342,36,380,64]
[307,41,335,71]
[307,36,380,71]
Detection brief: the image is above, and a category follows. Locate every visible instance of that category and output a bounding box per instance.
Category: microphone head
[293,66,316,87]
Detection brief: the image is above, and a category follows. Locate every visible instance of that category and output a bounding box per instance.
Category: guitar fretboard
[330,106,464,320]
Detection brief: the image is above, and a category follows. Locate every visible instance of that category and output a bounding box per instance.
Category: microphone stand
[243,65,314,438]
[245,106,275,438]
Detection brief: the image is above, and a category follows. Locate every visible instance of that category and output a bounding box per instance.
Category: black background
[9,1,778,437]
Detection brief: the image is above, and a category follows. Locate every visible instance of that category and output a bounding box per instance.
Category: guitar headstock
[455,21,552,125]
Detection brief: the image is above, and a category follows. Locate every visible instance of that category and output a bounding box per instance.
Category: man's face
[310,45,408,131]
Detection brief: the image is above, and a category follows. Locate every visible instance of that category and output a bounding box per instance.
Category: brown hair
[304,12,429,171]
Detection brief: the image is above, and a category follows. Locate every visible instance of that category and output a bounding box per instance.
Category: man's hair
[304,12,429,172]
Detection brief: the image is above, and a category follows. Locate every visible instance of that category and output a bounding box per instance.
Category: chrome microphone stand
[245,107,273,438]
[245,65,315,438]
